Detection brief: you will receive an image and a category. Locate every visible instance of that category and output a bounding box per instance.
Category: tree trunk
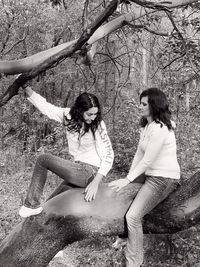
[0,172,200,266]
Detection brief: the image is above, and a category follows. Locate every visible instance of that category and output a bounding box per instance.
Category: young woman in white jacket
[19,87,114,218]
[109,88,180,267]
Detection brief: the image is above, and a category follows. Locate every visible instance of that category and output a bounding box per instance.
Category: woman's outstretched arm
[25,86,69,123]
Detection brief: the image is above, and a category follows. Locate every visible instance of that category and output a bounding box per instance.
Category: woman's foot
[19,205,43,218]
[112,236,127,249]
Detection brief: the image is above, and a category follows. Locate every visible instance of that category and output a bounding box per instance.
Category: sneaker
[54,250,64,258]
[19,205,43,218]
[112,236,127,249]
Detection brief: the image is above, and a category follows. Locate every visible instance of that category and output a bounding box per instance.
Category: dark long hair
[64,92,102,138]
[139,88,172,130]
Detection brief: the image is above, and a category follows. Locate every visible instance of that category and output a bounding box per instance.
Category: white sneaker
[19,205,43,218]
[112,237,127,249]
[54,250,64,258]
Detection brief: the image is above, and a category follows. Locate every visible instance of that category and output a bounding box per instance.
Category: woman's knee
[36,153,52,166]
[126,210,140,227]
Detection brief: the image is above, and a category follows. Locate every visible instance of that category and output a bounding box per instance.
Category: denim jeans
[24,153,97,208]
[125,175,179,267]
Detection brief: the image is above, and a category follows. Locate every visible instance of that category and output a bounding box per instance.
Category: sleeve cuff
[126,175,133,182]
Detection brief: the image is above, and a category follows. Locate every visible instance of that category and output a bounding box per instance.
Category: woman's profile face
[83,107,98,124]
[140,96,151,118]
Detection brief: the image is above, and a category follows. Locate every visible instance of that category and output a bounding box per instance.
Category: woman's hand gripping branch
[84,173,103,202]
[108,178,130,192]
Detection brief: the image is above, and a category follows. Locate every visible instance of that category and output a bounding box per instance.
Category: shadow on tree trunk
[0,172,200,266]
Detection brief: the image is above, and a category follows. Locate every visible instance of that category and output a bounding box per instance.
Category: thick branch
[0,0,199,107]
[0,40,77,75]
[0,1,122,106]
[130,0,199,9]
[0,172,200,266]
[71,0,124,50]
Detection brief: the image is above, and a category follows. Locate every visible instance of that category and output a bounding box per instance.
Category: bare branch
[3,27,29,55]
[129,0,199,9]
[0,1,15,54]
[187,56,200,75]
[125,22,170,36]
[88,1,106,14]
[118,28,132,84]
[98,52,122,75]
[165,10,185,41]
[177,73,200,86]
[82,0,90,31]
[162,52,186,69]
[128,0,172,10]
[99,50,140,66]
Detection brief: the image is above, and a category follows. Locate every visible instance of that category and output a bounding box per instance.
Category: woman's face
[83,107,98,124]
[139,96,151,118]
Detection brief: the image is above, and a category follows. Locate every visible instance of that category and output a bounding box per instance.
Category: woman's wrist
[24,86,33,97]
[94,173,103,183]
[126,176,132,183]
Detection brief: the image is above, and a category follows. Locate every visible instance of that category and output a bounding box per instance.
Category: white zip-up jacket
[27,91,114,177]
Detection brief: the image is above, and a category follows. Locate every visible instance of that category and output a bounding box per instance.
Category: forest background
[0,0,200,266]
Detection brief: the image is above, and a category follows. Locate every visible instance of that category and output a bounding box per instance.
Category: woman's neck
[146,116,153,125]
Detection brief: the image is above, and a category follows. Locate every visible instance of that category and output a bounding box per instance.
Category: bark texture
[0,172,200,266]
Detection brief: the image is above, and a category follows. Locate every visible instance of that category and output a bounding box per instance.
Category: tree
[0,171,200,266]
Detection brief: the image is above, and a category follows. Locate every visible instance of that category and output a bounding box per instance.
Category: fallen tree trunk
[0,172,200,266]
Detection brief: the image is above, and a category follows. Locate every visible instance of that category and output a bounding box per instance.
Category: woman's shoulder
[97,120,109,134]
[100,120,106,127]
[152,120,176,131]
[150,121,177,137]
[96,119,105,128]
[150,121,169,133]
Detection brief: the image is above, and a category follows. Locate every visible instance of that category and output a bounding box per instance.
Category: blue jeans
[125,175,179,267]
[24,153,97,208]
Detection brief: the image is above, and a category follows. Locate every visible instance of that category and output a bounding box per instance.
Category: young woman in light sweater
[109,88,180,267]
[19,87,114,218]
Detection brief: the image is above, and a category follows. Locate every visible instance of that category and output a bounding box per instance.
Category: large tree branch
[0,40,77,75]
[0,0,123,107]
[0,9,151,75]
[130,0,199,9]
[0,7,151,107]
[0,0,199,107]
[0,172,200,266]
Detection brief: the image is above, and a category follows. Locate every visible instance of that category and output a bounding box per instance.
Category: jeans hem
[23,202,41,209]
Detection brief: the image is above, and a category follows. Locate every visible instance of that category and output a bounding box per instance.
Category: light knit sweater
[27,91,114,177]
[127,121,180,181]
